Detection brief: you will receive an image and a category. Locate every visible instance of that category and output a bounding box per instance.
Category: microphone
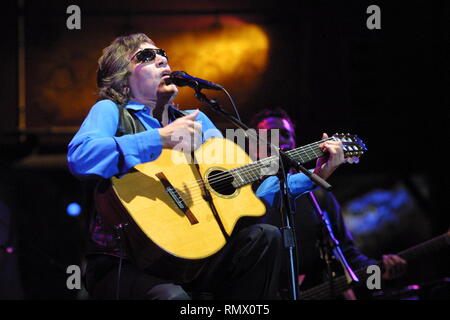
[169,71,223,91]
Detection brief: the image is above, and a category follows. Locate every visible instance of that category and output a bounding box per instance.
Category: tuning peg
[346,156,360,164]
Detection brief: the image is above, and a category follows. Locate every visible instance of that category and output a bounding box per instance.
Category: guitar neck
[300,232,450,300]
[230,138,330,188]
[396,233,450,261]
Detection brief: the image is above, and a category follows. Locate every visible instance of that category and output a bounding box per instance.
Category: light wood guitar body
[109,137,266,260]
[95,134,366,273]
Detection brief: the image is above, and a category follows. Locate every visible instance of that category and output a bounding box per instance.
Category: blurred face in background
[255,116,296,159]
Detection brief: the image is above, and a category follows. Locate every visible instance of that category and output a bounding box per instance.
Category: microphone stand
[192,87,336,300]
[307,192,359,299]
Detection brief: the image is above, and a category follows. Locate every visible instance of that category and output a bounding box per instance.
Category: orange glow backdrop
[25,14,269,130]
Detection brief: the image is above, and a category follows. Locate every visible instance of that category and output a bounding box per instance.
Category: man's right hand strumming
[157,110,202,151]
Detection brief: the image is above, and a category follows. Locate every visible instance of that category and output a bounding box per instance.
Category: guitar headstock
[332,133,367,164]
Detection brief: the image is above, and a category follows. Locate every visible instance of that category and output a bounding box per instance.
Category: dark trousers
[84,223,282,300]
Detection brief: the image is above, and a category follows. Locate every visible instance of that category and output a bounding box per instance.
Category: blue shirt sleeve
[67,100,163,179]
[67,102,222,180]
[256,172,316,208]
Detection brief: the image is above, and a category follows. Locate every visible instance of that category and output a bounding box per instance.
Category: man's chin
[161,81,178,93]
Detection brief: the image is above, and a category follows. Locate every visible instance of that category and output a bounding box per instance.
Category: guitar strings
[178,159,357,206]
[175,137,334,195]
[161,137,356,204]
[174,138,330,190]
[300,280,351,300]
[178,135,357,192]
[300,271,363,300]
[167,139,339,204]
[170,142,321,202]
[300,266,369,300]
[205,136,359,190]
[171,159,276,204]
[153,137,360,216]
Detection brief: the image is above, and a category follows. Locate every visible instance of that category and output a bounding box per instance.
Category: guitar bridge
[167,187,186,210]
[155,172,199,225]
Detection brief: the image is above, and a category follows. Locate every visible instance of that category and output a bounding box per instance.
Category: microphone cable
[219,86,242,122]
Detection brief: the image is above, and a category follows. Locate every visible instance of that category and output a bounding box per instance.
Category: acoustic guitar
[95,134,367,271]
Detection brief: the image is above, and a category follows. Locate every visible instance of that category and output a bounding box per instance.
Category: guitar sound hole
[207,170,236,196]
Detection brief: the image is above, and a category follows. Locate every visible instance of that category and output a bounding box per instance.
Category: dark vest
[85,104,185,258]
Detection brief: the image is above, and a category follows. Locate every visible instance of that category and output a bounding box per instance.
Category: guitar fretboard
[229,138,331,188]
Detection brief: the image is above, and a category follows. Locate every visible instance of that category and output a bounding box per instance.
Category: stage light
[66,202,81,216]
[156,18,270,108]
[168,23,269,80]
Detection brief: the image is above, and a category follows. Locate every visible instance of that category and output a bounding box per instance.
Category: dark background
[0,0,448,299]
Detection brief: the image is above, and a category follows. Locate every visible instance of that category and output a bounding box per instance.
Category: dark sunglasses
[131,48,168,63]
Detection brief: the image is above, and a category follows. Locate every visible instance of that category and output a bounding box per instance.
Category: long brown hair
[96,33,154,106]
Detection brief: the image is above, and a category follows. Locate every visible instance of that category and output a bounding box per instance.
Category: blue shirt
[67,99,222,179]
[67,99,315,203]
[255,174,315,208]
